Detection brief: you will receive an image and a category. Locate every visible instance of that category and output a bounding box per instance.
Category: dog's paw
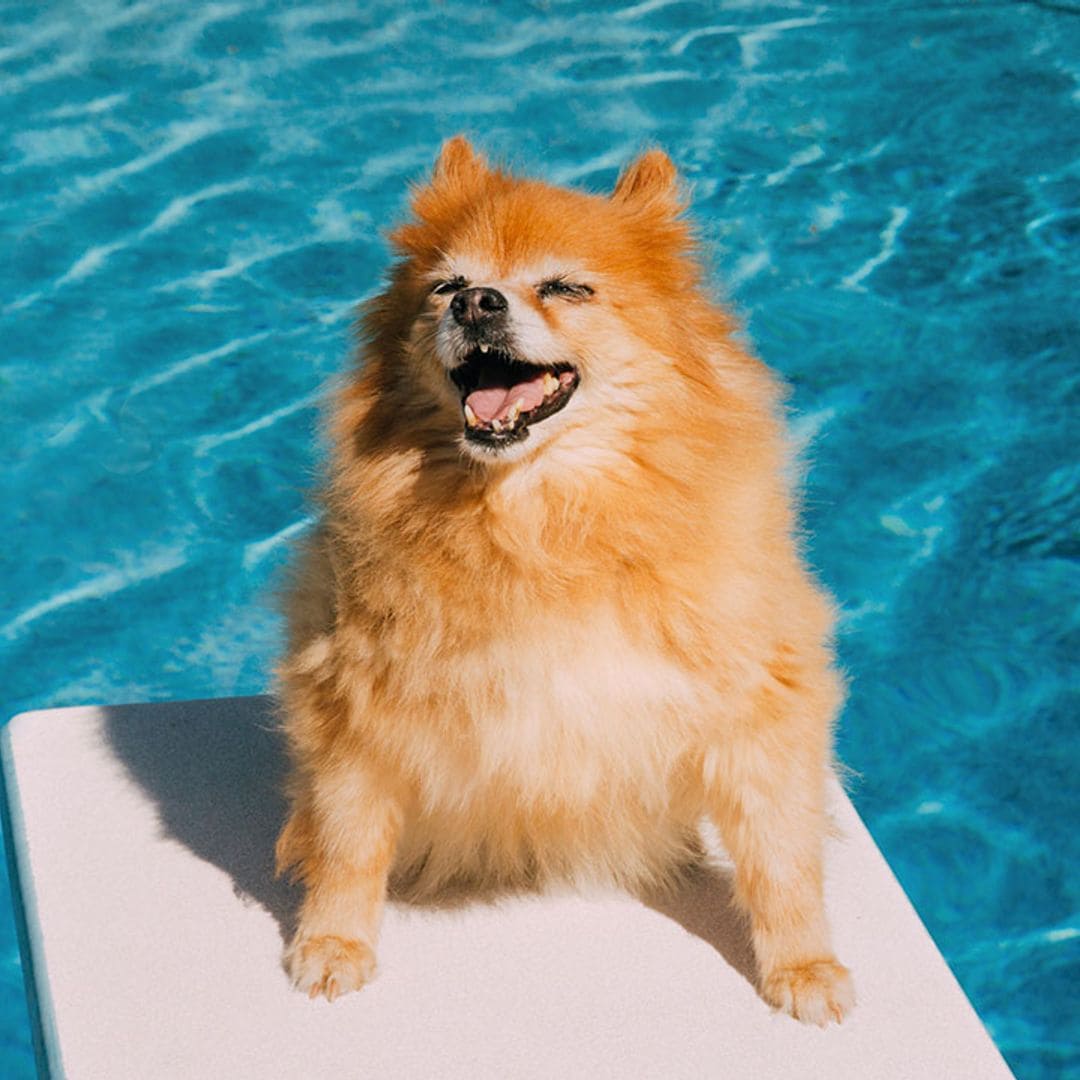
[762,959,855,1027]
[286,934,377,1002]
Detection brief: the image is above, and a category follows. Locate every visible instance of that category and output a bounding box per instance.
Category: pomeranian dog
[275,137,854,1026]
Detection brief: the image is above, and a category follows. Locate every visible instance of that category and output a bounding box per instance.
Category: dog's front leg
[278,756,403,1001]
[705,702,854,1025]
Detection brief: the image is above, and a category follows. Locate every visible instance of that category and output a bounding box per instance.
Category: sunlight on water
[2,3,1077,1076]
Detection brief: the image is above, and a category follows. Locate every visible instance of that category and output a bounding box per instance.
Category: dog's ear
[394,137,492,256]
[611,149,683,215]
[431,135,489,189]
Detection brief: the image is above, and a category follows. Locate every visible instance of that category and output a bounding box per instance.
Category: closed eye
[431,275,468,296]
[536,277,594,302]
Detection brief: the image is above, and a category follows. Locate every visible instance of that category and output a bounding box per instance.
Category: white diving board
[1,697,1014,1079]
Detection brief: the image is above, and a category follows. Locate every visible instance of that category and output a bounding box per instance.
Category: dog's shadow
[103,695,757,989]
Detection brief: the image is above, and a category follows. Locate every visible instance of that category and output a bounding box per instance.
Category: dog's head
[367,137,725,466]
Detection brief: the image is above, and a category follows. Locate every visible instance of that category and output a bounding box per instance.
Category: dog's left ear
[611,149,683,216]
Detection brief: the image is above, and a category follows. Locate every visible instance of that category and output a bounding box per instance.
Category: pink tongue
[466,373,548,422]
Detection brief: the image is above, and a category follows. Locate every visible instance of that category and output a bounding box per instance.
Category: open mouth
[449,347,579,447]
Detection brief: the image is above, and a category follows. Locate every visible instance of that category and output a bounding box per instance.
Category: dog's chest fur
[324,453,765,888]
[390,604,709,798]
[346,550,723,888]
[378,602,715,890]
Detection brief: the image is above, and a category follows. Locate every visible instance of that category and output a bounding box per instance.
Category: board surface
[2,697,1013,1079]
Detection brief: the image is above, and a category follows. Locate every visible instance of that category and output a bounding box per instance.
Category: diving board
[1,697,1013,1079]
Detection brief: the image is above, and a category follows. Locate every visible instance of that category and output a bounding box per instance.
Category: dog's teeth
[491,418,503,433]
[543,372,559,396]
[506,399,524,425]
[479,343,490,354]
[464,403,479,427]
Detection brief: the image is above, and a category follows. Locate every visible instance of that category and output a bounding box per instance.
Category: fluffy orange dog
[275,137,854,1026]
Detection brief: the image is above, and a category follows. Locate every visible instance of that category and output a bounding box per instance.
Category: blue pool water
[2,1,1077,1075]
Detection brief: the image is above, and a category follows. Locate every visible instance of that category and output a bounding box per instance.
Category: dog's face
[377,137,706,465]
[428,249,590,456]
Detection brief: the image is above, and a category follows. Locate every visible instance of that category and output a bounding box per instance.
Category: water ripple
[243,516,317,572]
[48,173,253,293]
[670,13,828,64]
[841,205,910,290]
[193,391,323,456]
[46,92,129,120]
[1,546,188,642]
[59,118,228,205]
[127,331,275,397]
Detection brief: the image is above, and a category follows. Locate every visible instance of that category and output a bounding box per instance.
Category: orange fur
[276,136,854,1024]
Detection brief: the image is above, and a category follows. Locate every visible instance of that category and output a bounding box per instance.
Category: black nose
[451,287,508,328]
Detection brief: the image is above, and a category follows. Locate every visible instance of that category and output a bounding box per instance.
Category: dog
[274,137,854,1026]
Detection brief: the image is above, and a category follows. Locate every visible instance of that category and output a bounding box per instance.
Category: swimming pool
[2,1,1077,1075]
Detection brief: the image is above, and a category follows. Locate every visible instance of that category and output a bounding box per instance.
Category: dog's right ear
[394,137,492,256]
[431,135,490,189]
